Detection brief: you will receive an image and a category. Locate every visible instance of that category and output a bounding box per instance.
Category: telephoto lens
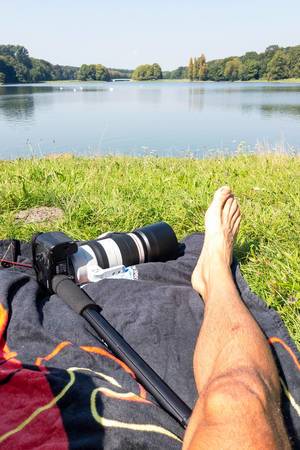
[70,222,179,284]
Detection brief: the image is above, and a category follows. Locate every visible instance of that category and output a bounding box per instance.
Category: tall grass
[0,154,299,348]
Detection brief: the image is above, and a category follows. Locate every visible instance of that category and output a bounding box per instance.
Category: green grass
[0,154,299,348]
[255,78,300,83]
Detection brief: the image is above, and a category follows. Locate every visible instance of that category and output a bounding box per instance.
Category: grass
[255,78,300,83]
[0,153,299,348]
[47,78,300,84]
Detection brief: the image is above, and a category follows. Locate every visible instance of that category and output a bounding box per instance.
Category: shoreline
[1,149,299,162]
[1,78,300,86]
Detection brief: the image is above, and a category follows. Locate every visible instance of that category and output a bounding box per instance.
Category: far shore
[2,78,300,86]
[40,78,300,84]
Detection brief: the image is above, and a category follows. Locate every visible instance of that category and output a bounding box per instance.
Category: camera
[32,222,179,292]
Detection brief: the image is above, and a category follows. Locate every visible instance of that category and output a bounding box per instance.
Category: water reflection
[188,88,205,111]
[260,104,300,119]
[137,87,162,104]
[241,103,300,119]
[201,83,300,95]
[0,94,35,122]
[0,85,57,96]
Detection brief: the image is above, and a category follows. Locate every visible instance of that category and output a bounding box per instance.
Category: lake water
[0,81,300,159]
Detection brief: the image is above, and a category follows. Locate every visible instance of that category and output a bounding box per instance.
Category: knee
[202,368,273,421]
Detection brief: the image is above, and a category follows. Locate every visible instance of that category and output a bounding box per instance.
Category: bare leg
[183,187,290,450]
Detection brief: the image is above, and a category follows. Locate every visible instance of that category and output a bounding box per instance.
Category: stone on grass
[15,207,64,224]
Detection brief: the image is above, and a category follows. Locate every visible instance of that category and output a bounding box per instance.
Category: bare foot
[191,186,241,301]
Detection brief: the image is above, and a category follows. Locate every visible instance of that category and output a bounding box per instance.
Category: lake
[0,81,300,159]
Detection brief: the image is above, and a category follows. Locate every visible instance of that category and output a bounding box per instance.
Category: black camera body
[32,222,179,292]
[32,232,78,291]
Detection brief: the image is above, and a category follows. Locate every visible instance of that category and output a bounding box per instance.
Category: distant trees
[30,58,53,82]
[266,50,289,80]
[108,68,132,79]
[224,58,242,81]
[188,54,207,81]
[198,54,208,80]
[77,64,95,81]
[77,64,111,81]
[188,58,194,81]
[95,64,111,81]
[184,44,300,81]
[238,59,260,81]
[0,55,17,83]
[163,66,187,79]
[0,44,130,84]
[0,45,78,83]
[132,63,162,80]
[1,42,299,84]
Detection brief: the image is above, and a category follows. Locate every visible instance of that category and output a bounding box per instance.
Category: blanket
[0,233,299,449]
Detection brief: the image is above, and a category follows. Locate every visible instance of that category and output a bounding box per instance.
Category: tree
[0,56,17,83]
[77,64,95,81]
[152,63,162,79]
[286,45,300,78]
[238,59,260,80]
[0,72,5,84]
[224,58,242,81]
[198,54,207,80]
[265,45,280,55]
[193,57,199,80]
[188,58,194,81]
[0,45,78,83]
[243,51,258,60]
[266,50,289,80]
[95,64,111,81]
[132,64,162,80]
[29,58,53,82]
[206,59,226,81]
[163,66,187,79]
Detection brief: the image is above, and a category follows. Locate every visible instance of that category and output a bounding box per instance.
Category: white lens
[96,238,123,267]
[71,244,98,284]
[128,233,145,263]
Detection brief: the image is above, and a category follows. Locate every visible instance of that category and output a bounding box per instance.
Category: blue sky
[1,0,299,69]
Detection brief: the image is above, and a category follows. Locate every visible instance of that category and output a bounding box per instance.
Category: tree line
[1,43,299,84]
[182,45,300,81]
[0,45,133,84]
[0,45,78,84]
[131,64,162,80]
[0,45,163,83]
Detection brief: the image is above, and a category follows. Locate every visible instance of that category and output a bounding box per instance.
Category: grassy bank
[0,154,299,348]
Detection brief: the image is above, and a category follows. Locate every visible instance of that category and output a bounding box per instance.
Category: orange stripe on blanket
[80,345,149,402]
[97,387,152,404]
[269,337,300,371]
[80,345,135,377]
[0,304,8,340]
[35,341,72,366]
[0,305,18,362]
[2,342,17,360]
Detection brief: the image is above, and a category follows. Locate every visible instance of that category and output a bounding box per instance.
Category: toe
[231,206,241,227]
[229,198,239,216]
[213,186,232,207]
[232,215,241,237]
[223,196,234,219]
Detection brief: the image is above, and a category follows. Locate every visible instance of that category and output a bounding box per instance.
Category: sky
[1,0,299,70]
